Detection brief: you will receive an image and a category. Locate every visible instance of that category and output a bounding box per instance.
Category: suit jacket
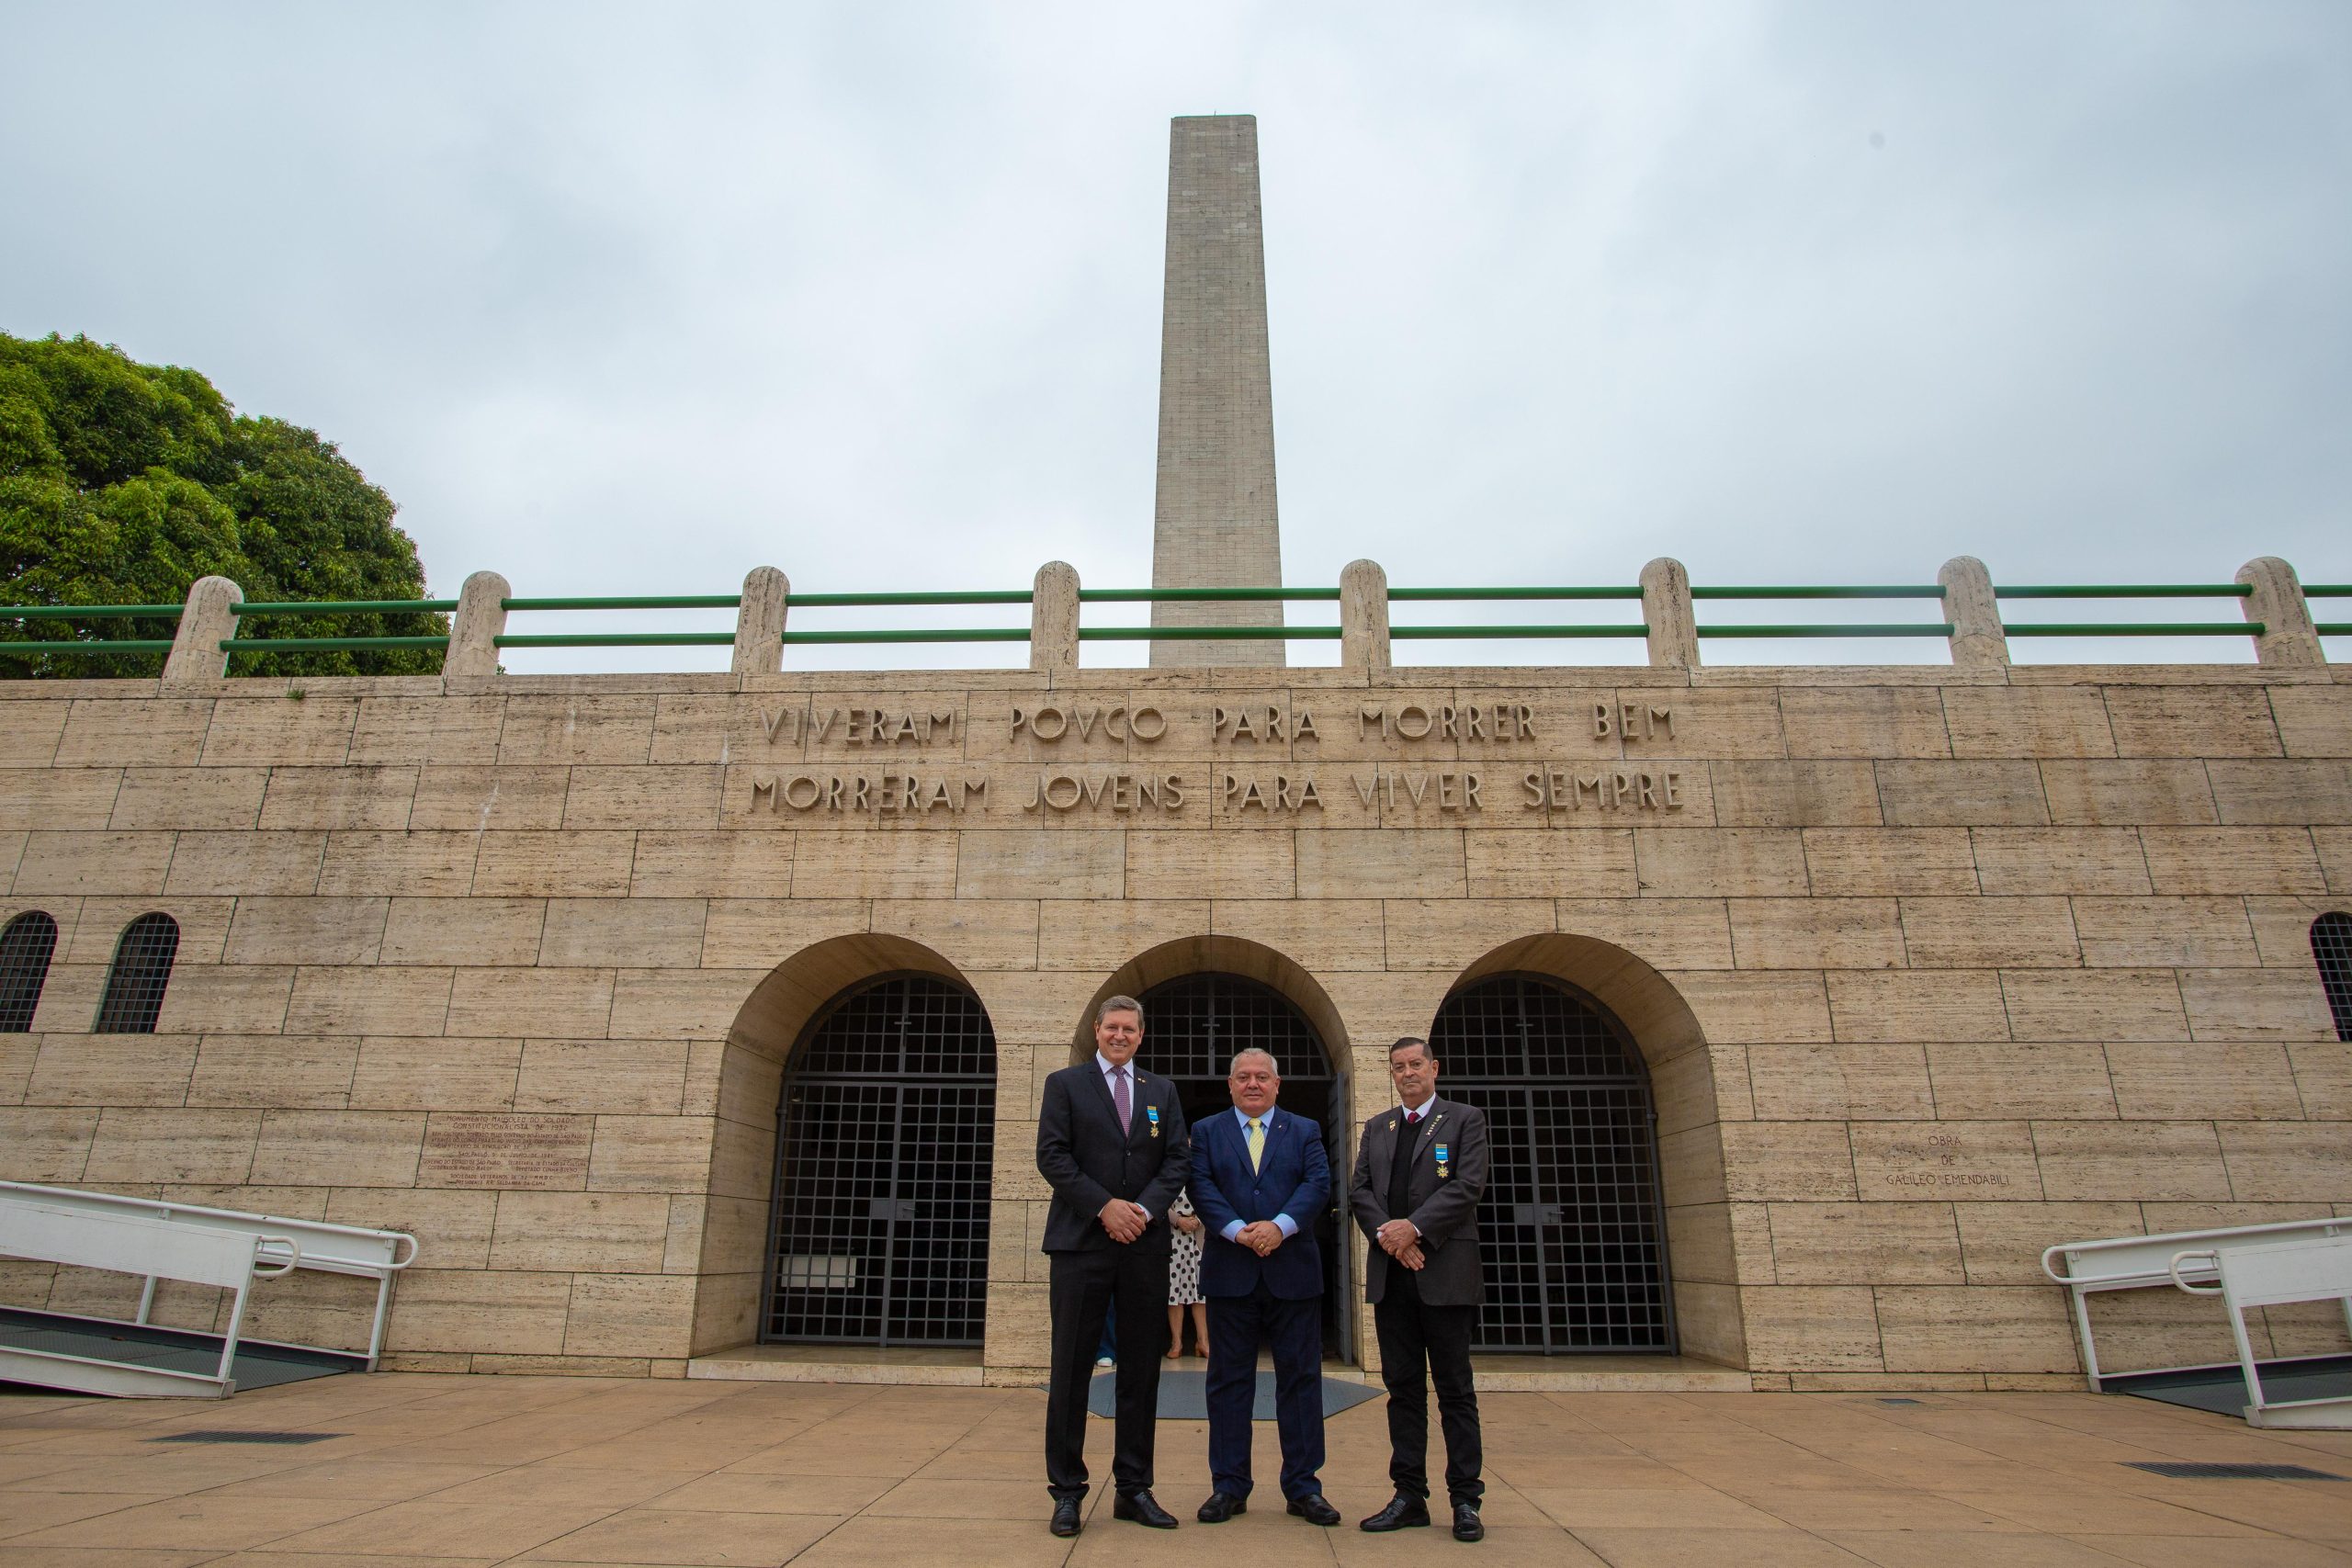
[1035,1059,1190,1254]
[1189,1106,1329,1300]
[1348,1095,1488,1307]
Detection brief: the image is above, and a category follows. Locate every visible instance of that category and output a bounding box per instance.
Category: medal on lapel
[1146,1105,1161,1139]
[1434,1143,1450,1179]
[1386,1118,1397,1132]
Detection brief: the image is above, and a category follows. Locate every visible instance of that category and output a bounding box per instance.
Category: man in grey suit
[1347,1036,1489,1542]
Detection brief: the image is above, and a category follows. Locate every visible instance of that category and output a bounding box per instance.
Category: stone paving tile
[259,1500,626,1560]
[1567,1527,1876,1565]
[0,1550,218,1568]
[9,1493,374,1551]
[1820,1532,2132,1567]
[514,1508,836,1565]
[2078,1538,2352,1568]
[0,1492,165,1538]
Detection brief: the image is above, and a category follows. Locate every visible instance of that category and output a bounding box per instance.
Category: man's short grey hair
[1228,1047,1279,1077]
[1096,995,1144,1025]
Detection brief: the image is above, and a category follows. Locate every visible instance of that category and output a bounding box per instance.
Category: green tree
[0,332,447,677]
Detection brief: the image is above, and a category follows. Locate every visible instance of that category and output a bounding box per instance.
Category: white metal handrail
[0,1181,418,1371]
[2168,1236,2352,1428]
[2042,1217,2352,1390]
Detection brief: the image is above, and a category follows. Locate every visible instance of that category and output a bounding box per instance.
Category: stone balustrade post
[1937,556,2008,669]
[1030,561,1080,675]
[445,570,512,682]
[2236,556,2324,667]
[1640,557,1697,671]
[162,575,243,684]
[732,567,791,675]
[1340,558,1391,674]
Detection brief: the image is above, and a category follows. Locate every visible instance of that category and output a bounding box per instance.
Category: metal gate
[761,975,996,1347]
[1430,973,1674,1354]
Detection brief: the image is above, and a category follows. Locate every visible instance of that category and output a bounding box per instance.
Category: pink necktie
[1114,1067,1132,1133]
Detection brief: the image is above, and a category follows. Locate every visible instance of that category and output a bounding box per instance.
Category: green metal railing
[5,574,2346,667]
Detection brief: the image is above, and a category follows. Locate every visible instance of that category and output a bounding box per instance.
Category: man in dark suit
[1347,1036,1489,1543]
[1035,994,1190,1538]
[1188,1047,1340,1527]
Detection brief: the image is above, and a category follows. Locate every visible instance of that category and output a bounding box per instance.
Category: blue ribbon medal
[1146,1104,1161,1138]
[1434,1143,1450,1179]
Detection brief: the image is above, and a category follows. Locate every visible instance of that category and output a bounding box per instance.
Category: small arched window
[2316,913,2352,1043]
[0,911,60,1032]
[94,914,180,1034]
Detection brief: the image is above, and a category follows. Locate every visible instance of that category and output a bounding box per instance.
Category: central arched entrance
[761,973,996,1348]
[1430,972,1675,1355]
[1136,972,1345,1345]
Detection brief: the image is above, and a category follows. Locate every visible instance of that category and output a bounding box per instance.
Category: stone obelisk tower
[1150,115,1283,667]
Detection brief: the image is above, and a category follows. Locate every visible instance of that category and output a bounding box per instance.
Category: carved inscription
[1878,1132,2014,1190]
[752,773,989,814]
[417,1113,592,1190]
[1359,703,1538,741]
[1023,772,1185,812]
[760,707,958,746]
[1010,704,1165,742]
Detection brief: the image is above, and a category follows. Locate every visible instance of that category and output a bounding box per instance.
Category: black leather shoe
[1195,1491,1247,1523]
[1452,1502,1484,1541]
[1286,1493,1342,1526]
[1114,1490,1179,1529]
[1049,1497,1081,1537]
[1360,1494,1431,1531]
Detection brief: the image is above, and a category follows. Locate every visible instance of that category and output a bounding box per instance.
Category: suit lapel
[1410,1100,1446,1160]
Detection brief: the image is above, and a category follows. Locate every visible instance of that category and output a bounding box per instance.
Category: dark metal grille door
[93,913,178,1034]
[2314,913,2352,1042]
[0,912,59,1032]
[762,976,995,1347]
[1430,973,1674,1354]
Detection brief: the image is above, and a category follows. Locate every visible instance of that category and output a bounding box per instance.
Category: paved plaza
[3,1374,2350,1566]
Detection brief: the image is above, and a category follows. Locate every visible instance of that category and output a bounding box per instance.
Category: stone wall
[1,660,2346,1389]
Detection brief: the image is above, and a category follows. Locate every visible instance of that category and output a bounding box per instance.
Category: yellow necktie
[1246,1117,1264,1173]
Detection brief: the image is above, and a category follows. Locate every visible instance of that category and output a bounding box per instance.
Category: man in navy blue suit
[1186,1047,1340,1527]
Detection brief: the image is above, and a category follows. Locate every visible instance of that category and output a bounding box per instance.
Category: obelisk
[1150,115,1283,667]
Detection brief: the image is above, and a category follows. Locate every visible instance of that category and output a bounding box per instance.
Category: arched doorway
[1430,972,1674,1355]
[761,973,996,1348]
[1136,972,1345,1344]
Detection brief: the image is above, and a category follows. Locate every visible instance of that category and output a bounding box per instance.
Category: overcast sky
[5,3,2346,671]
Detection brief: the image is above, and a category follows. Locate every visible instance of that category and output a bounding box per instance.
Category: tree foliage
[1,332,447,677]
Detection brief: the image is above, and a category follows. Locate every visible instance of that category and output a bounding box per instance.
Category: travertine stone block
[1801,828,1977,896]
[2179,967,2336,1041]
[2032,1121,2231,1201]
[699,899,865,970]
[283,965,453,1035]
[250,1109,424,1186]
[224,897,389,965]
[0,702,69,766]
[1125,829,1292,898]
[497,695,658,765]
[2072,896,2256,967]
[1953,1201,2142,1284]
[153,965,297,1033]
[446,967,616,1037]
[2039,759,2218,826]
[1211,899,1385,971]
[651,694,807,765]
[539,898,706,968]
[2287,1042,2352,1118]
[2105,1042,2301,1120]
[187,1035,358,1110]
[164,830,325,896]
[562,766,724,830]
[1941,687,2115,759]
[1780,689,1950,760]
[1553,897,1733,969]
[1875,1287,2076,1371]
[349,1037,520,1111]
[956,831,1123,900]
[564,1272,695,1357]
[733,566,791,677]
[1737,1286,1884,1371]
[2245,895,2352,966]
[1850,1121,2042,1201]
[1639,558,1698,671]
[2319,827,2352,894]
[792,833,955,899]
[1727,897,1903,970]
[1464,829,1634,897]
[1029,561,1080,675]
[66,896,232,964]
[1747,1043,1932,1121]
[1970,828,2152,896]
[1718,1123,1856,1200]
[1766,1203,1964,1284]
[1669,970,1834,1044]
[385,1269,571,1355]
[1619,687,1784,759]
[2267,687,2352,758]
[55,698,214,767]
[0,1107,99,1181]
[417,1111,594,1190]
[490,1191,673,1272]
[2216,1121,2352,1200]
[1380,898,1555,973]
[1937,557,2006,670]
[2143,826,2326,895]
[0,769,124,831]
[1923,1043,2117,1119]
[1634,829,1805,897]
[1827,972,2009,1043]
[316,830,481,897]
[349,695,507,766]
[629,831,796,898]
[256,766,417,831]
[407,766,570,830]
[108,767,267,830]
[1899,896,2080,968]
[26,1035,198,1106]
[515,1041,691,1114]
[2001,968,2184,1041]
[379,897,548,966]
[25,964,102,1032]
[1710,761,1883,828]
[2206,759,2352,826]
[591,1113,717,1192]
[2105,685,2283,757]
[13,830,173,896]
[83,1108,261,1184]
[0,1035,35,1101]
[1296,830,1464,899]
[470,831,638,898]
[1876,761,2050,827]
[201,697,358,766]
[1036,899,1207,973]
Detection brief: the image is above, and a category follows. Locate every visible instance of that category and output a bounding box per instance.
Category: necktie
[1113,1066,1131,1133]
[1246,1117,1264,1173]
